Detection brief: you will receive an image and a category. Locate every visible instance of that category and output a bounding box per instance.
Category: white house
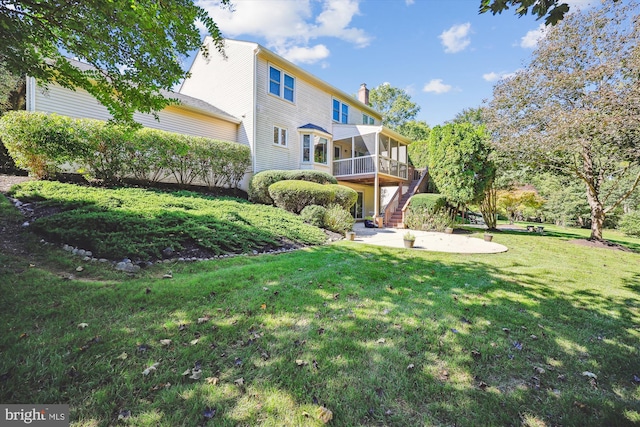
[25,41,423,225]
[180,38,417,222]
[26,58,241,142]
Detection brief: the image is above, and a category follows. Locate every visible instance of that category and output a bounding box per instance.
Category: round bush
[300,204,327,228]
[323,204,355,233]
[328,184,358,210]
[268,180,334,214]
[619,211,640,237]
[249,169,338,205]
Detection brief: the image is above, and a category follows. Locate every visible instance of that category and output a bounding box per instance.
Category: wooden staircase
[386,178,421,228]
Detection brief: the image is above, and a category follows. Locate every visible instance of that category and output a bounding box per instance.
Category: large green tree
[479,0,619,25]
[0,0,228,126]
[368,83,420,130]
[486,1,640,241]
[427,123,496,223]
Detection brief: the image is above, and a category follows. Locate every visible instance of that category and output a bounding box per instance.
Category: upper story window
[269,66,294,102]
[333,99,349,124]
[362,114,375,125]
[273,126,288,147]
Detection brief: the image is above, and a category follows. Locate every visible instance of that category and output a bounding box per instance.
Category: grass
[1,191,639,426]
[8,181,326,259]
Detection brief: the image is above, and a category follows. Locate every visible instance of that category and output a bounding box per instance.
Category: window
[269,65,294,102]
[273,126,287,147]
[362,114,374,125]
[315,137,328,164]
[302,134,311,162]
[332,99,349,123]
[302,134,328,164]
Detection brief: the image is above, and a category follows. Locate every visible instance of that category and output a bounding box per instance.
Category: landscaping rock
[162,247,174,257]
[115,262,140,273]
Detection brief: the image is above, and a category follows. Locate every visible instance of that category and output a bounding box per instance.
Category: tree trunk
[585,185,604,241]
[480,184,497,230]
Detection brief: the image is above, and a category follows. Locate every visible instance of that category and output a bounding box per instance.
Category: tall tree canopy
[427,123,495,208]
[485,0,640,241]
[368,83,420,130]
[0,0,228,125]
[479,0,619,25]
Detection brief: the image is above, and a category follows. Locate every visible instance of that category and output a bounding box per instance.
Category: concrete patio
[349,223,508,254]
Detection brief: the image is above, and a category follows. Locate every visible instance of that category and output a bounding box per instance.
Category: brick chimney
[358,83,369,105]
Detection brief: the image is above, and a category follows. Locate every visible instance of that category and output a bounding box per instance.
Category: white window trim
[273,125,288,147]
[268,64,295,103]
[332,98,349,124]
[299,129,332,164]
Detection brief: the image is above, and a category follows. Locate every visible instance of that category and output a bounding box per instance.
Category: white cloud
[278,44,330,64]
[520,24,547,48]
[482,71,516,82]
[198,0,371,64]
[405,0,415,5]
[439,23,472,53]
[423,79,452,94]
[565,0,597,10]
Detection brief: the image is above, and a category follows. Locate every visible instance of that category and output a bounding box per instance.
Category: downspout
[374,131,381,227]
[252,47,260,174]
[26,77,36,111]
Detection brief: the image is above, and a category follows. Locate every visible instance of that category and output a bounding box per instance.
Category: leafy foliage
[497,189,545,223]
[618,211,640,237]
[368,83,420,130]
[397,120,430,142]
[248,169,337,205]
[8,181,326,259]
[300,205,327,228]
[322,204,355,233]
[485,1,640,240]
[0,111,250,187]
[0,0,229,126]
[479,0,574,25]
[404,194,452,231]
[326,184,358,211]
[268,180,335,214]
[427,123,495,207]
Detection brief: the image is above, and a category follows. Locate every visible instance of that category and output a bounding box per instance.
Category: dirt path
[0,173,32,193]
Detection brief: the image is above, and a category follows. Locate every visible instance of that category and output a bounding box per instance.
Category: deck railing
[333,155,408,179]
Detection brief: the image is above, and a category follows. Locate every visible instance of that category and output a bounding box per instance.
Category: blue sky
[194,0,594,125]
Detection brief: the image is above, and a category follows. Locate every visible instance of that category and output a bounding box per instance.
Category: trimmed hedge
[409,193,448,211]
[327,184,358,210]
[248,169,337,204]
[268,180,335,214]
[0,111,251,187]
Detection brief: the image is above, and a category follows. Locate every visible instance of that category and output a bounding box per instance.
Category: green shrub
[125,128,170,183]
[268,180,334,214]
[249,170,338,204]
[328,184,358,210]
[404,193,452,232]
[77,121,130,183]
[0,111,89,178]
[619,211,640,237]
[409,193,448,211]
[300,205,327,228]
[0,111,251,187]
[323,204,355,233]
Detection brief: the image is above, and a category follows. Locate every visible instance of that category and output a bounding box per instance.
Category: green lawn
[1,188,639,426]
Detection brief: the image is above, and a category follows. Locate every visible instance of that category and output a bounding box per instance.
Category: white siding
[254,57,336,173]
[180,39,256,149]
[32,83,238,142]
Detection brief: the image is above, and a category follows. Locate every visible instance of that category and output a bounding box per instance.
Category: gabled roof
[217,39,383,120]
[53,57,240,124]
[298,123,331,135]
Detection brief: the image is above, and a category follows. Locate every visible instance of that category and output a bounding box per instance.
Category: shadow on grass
[1,242,638,426]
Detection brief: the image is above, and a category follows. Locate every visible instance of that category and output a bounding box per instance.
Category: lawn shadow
[2,243,638,426]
